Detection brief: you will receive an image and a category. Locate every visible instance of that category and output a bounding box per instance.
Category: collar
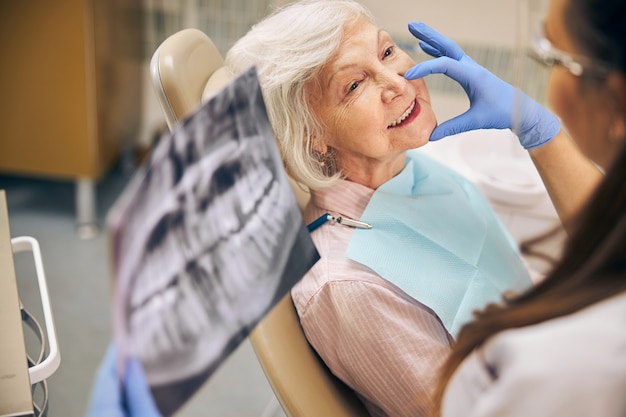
[309,178,375,221]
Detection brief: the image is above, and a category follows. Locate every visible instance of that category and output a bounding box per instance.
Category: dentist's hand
[87,343,162,417]
[405,22,560,149]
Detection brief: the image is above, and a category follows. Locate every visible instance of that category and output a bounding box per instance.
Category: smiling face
[308,17,437,189]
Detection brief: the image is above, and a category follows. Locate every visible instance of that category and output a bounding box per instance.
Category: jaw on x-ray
[108,67,319,415]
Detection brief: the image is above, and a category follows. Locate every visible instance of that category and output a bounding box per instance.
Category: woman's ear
[606,72,626,143]
[607,72,626,112]
[312,137,328,155]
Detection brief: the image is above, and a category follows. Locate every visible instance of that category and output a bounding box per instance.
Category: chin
[408,134,429,149]
[413,124,436,147]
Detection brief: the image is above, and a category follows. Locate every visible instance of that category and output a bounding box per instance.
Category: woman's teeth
[388,100,416,128]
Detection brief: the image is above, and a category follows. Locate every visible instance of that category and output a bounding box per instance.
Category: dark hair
[431,0,626,414]
[565,0,626,73]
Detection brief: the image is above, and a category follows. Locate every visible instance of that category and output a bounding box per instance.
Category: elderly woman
[224,1,534,416]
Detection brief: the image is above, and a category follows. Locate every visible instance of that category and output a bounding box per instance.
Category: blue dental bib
[345,150,531,337]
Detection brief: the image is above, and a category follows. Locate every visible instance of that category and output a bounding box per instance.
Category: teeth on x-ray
[127,136,295,366]
[111,69,316,395]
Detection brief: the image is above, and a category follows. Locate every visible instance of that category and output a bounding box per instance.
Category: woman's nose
[379,68,405,103]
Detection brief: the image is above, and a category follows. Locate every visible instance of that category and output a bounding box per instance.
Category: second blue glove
[86,343,162,417]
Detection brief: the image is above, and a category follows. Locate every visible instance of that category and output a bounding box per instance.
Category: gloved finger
[86,343,124,417]
[418,41,443,58]
[429,110,483,141]
[92,344,120,404]
[99,342,118,378]
[408,22,465,60]
[404,57,473,94]
[124,358,162,417]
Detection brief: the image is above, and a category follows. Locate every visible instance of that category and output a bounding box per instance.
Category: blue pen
[307,213,331,232]
[307,212,372,232]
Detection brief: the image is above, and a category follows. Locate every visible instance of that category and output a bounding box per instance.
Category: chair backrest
[252,294,371,416]
[149,28,369,417]
[150,28,230,130]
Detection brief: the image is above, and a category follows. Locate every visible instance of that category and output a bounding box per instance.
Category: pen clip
[330,215,372,229]
[307,212,372,232]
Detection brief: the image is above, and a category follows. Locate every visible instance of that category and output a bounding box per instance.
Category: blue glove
[87,343,162,417]
[404,22,560,149]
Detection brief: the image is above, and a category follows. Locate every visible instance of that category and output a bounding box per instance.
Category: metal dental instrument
[307,212,372,232]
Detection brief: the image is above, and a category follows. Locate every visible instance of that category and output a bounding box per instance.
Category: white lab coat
[442,289,626,417]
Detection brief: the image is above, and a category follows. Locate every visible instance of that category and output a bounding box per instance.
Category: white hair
[225,0,373,190]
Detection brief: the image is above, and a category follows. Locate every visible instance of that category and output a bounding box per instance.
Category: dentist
[405,0,626,415]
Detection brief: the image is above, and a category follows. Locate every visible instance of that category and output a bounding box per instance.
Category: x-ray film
[107,66,320,416]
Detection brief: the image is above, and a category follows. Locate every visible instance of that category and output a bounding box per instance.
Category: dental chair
[150,28,371,417]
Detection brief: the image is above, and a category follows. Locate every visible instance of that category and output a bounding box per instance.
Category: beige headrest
[201,66,235,103]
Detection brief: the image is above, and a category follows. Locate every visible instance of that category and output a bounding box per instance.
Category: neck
[340,153,406,189]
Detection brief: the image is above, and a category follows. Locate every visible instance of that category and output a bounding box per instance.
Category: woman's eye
[383,46,394,58]
[349,81,360,92]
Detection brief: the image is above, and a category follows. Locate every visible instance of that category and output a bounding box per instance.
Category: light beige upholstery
[252,294,371,416]
[149,28,370,417]
[150,28,227,130]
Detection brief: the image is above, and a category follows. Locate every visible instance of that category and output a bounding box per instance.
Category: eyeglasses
[528,21,612,77]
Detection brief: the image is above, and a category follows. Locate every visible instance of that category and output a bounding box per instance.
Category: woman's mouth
[388,99,420,129]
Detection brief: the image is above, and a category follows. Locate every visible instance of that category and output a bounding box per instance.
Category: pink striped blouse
[291,178,455,417]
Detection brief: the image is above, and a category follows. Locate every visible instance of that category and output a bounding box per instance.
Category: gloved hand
[404,22,560,149]
[87,343,162,417]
